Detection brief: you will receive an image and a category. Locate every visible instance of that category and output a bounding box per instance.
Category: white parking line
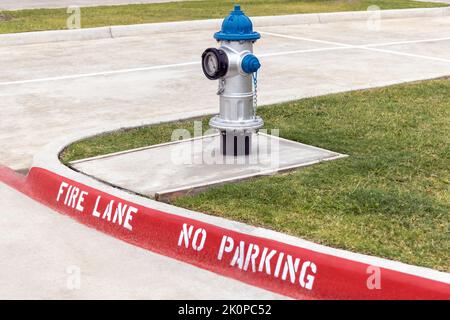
[0,61,199,86]
[364,37,450,47]
[362,46,450,63]
[259,31,351,47]
[260,31,450,49]
[261,31,450,63]
[0,46,350,86]
[1,33,449,86]
[260,46,352,58]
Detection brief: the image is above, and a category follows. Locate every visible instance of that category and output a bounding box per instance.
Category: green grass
[61,78,450,271]
[0,0,447,34]
[60,118,211,164]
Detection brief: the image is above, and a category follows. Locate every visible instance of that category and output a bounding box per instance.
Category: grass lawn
[61,78,450,272]
[0,0,448,34]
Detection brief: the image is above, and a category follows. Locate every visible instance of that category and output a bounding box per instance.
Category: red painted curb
[1,165,449,300]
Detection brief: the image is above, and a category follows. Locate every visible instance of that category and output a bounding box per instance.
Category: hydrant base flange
[209,115,264,131]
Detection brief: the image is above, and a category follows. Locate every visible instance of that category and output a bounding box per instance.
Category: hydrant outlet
[241,54,261,74]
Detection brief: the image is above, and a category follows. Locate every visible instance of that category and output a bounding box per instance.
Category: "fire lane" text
[56,181,138,231]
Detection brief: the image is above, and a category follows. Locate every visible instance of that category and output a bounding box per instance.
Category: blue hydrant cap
[241,54,260,73]
[214,5,261,41]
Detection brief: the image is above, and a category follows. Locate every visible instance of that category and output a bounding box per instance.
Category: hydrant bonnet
[214,5,261,41]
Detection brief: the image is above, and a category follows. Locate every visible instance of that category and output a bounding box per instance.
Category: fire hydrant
[202,5,263,156]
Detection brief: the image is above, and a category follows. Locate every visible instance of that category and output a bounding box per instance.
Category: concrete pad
[1,16,449,172]
[0,0,187,11]
[0,183,286,299]
[71,133,345,199]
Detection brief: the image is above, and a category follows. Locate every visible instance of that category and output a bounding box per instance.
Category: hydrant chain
[252,71,258,118]
[217,78,225,95]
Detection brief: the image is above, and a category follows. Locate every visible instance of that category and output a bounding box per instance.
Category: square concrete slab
[71,133,347,200]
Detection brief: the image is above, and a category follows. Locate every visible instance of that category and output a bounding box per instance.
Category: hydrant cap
[241,54,261,73]
[214,5,261,41]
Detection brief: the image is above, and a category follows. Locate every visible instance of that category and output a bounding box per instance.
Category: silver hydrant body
[202,5,263,156]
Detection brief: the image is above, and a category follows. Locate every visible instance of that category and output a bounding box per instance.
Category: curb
[2,165,449,299]
[1,119,449,299]
[0,7,449,47]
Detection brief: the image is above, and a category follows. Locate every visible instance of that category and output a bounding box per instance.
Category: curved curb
[0,7,449,46]
[3,166,450,300]
[1,122,450,299]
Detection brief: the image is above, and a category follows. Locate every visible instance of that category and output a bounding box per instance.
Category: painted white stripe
[364,37,450,47]
[363,46,450,63]
[260,46,352,58]
[261,31,450,63]
[261,31,450,48]
[0,46,350,86]
[260,31,351,47]
[0,61,199,86]
[1,34,449,87]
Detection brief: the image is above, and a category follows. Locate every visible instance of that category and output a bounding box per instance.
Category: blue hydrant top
[214,5,261,41]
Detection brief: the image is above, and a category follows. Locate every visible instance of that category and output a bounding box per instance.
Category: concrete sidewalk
[0,0,186,11]
[1,15,449,171]
[0,183,285,299]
